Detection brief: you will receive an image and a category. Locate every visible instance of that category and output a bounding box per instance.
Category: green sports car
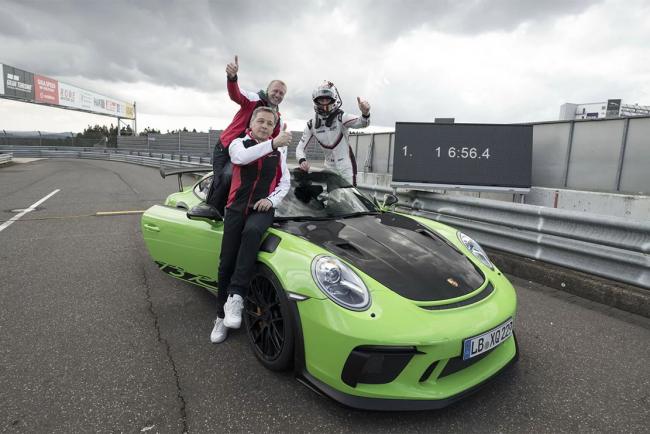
[141,167,518,410]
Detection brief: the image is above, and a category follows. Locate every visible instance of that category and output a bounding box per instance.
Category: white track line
[0,189,60,233]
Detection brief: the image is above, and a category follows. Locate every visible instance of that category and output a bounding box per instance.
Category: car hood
[275,213,485,302]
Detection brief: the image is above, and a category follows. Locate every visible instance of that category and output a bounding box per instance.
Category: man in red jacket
[204,55,287,218]
[210,106,291,343]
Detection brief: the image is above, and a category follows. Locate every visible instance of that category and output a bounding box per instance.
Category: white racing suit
[295,110,370,185]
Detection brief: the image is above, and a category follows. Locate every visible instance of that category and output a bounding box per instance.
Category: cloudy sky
[1,0,648,133]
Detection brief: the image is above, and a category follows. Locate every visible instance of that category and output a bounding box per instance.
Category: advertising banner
[34,74,59,104]
[125,103,135,118]
[58,81,134,119]
[2,64,35,101]
[1,63,134,119]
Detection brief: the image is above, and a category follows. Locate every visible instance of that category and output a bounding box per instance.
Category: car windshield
[193,169,380,219]
[275,169,379,219]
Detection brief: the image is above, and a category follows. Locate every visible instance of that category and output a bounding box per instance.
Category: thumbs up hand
[272,123,291,149]
[226,55,239,79]
[357,96,370,116]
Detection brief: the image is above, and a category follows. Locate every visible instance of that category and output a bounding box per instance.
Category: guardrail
[0,145,212,165]
[4,146,648,291]
[0,152,12,164]
[357,186,650,290]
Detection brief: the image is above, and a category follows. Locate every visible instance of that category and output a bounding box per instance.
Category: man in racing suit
[204,55,287,217]
[295,81,370,185]
[210,106,291,343]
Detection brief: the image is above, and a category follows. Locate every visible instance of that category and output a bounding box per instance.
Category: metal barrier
[3,146,647,290]
[357,186,650,290]
[0,152,12,164]
[0,146,212,165]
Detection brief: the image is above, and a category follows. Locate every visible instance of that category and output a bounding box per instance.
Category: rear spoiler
[159,166,212,192]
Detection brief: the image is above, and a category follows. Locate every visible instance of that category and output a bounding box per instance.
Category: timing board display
[393,122,532,190]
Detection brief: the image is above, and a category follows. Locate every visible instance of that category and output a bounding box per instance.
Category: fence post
[615,117,631,192]
[563,121,575,187]
[387,133,393,173]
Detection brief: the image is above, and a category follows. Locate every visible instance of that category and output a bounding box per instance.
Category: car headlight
[457,232,494,270]
[311,255,370,311]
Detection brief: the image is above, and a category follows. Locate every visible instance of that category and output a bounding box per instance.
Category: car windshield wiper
[337,211,380,219]
[276,215,337,222]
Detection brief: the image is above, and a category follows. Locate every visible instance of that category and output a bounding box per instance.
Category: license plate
[462,318,513,360]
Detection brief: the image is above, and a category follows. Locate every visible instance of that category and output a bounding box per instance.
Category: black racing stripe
[276,213,485,302]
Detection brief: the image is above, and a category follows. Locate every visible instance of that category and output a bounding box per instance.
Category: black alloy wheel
[244,265,294,371]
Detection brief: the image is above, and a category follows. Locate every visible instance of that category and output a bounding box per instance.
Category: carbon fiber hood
[275,213,485,302]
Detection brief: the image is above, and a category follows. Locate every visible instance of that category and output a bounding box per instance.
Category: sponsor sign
[58,81,135,119]
[125,103,135,118]
[34,74,59,104]
[1,63,134,119]
[3,64,35,100]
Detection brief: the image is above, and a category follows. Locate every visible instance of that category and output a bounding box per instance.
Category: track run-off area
[1,159,648,433]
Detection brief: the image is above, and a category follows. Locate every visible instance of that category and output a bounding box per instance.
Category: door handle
[143,223,160,232]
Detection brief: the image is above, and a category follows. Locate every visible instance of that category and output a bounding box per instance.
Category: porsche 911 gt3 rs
[141,167,518,410]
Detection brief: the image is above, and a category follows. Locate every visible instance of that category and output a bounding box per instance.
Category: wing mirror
[382,194,398,208]
[187,203,223,222]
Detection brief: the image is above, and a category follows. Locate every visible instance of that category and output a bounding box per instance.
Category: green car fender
[256,228,328,301]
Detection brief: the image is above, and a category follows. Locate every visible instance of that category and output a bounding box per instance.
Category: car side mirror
[382,194,398,208]
[187,203,223,222]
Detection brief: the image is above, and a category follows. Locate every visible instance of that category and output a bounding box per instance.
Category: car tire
[243,263,295,371]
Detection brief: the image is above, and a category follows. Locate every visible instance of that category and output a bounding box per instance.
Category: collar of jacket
[257,90,282,111]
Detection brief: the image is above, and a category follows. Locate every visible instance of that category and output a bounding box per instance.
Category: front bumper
[297,335,518,411]
[291,275,518,410]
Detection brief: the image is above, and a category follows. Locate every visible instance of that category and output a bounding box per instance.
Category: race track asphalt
[0,159,648,433]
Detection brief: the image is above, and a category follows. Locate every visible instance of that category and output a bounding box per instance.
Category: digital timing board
[393,122,533,191]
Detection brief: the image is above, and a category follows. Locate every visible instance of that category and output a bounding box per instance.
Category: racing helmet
[312,81,342,115]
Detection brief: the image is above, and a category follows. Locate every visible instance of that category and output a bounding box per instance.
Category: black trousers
[206,140,232,216]
[215,208,275,317]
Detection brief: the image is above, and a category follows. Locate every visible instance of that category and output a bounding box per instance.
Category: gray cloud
[341,0,602,36]
[2,0,647,130]
[1,0,601,89]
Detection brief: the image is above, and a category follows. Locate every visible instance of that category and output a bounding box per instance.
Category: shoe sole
[210,334,228,344]
[223,316,241,329]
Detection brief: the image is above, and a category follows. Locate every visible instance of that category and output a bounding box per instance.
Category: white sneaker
[223,294,244,329]
[210,317,228,343]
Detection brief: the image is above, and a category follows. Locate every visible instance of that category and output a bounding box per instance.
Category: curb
[487,248,650,319]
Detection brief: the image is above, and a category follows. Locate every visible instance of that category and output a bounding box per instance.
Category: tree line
[77,125,204,147]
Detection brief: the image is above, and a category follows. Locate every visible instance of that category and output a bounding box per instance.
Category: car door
[142,203,223,289]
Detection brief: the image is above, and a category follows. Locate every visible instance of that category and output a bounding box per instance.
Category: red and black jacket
[220,77,282,147]
[226,135,284,213]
